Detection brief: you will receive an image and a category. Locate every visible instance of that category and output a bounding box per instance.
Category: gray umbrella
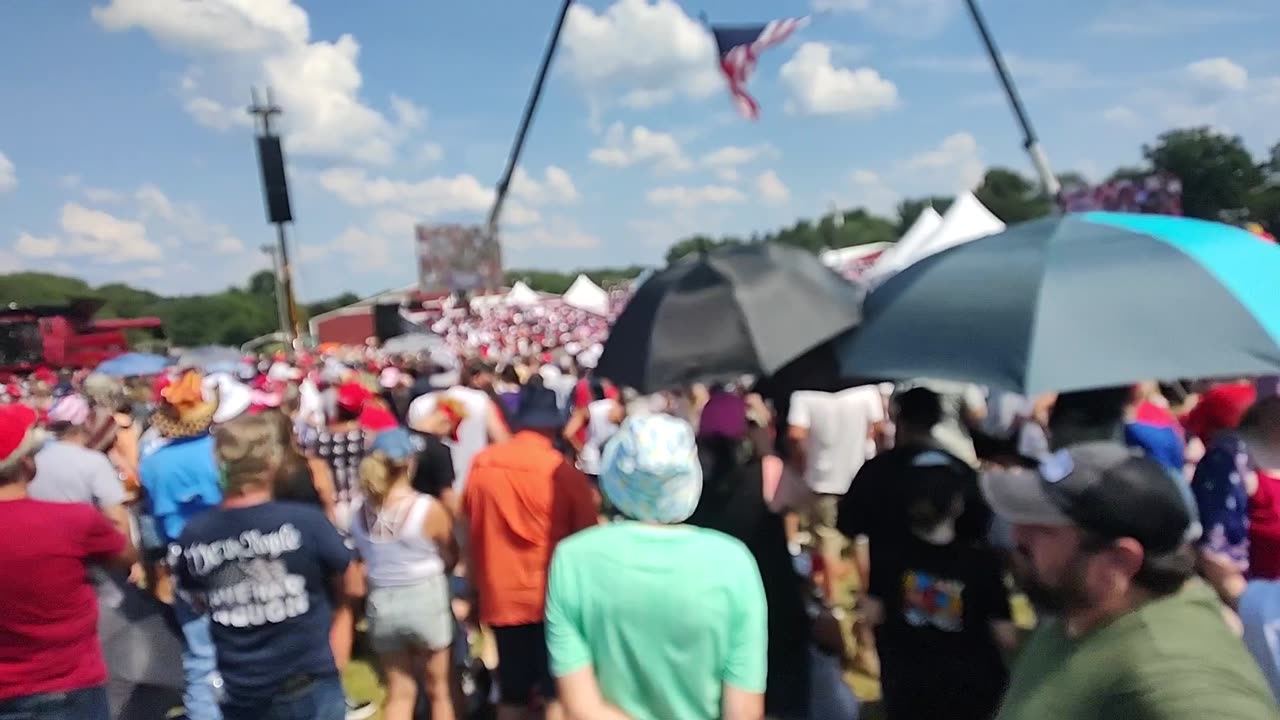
[177,345,243,374]
[596,242,863,393]
[97,574,185,719]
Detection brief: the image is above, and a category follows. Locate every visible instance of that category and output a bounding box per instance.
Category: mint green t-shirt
[545,522,768,720]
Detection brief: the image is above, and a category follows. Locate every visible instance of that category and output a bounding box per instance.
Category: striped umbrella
[837,212,1280,395]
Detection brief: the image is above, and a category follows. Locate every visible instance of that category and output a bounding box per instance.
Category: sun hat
[980,441,1194,554]
[600,414,703,524]
[204,373,253,424]
[151,371,220,439]
[0,404,43,476]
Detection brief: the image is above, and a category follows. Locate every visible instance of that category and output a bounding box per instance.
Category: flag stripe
[714,16,808,119]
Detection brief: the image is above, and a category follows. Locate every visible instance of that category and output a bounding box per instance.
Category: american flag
[712,17,809,120]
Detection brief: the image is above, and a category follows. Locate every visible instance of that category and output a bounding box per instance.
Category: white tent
[562,274,609,315]
[820,241,892,269]
[866,193,1003,284]
[863,206,943,283]
[505,280,540,306]
[912,191,1005,261]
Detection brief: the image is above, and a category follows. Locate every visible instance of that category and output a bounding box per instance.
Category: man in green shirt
[982,442,1277,719]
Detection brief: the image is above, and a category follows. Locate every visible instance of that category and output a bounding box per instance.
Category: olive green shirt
[997,580,1278,719]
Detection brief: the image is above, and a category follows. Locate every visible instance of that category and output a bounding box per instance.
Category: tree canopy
[4,126,1275,347]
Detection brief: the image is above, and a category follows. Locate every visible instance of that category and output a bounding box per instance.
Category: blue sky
[0,0,1276,300]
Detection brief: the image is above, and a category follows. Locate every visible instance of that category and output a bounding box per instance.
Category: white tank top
[577,399,620,476]
[351,493,445,588]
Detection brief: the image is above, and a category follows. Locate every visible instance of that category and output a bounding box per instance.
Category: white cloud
[93,0,428,165]
[331,226,394,270]
[317,165,575,228]
[15,233,60,258]
[780,43,898,116]
[370,210,420,237]
[646,184,745,208]
[317,167,494,215]
[512,166,580,205]
[847,169,900,216]
[0,152,15,194]
[901,54,1094,93]
[813,0,956,37]
[1102,105,1140,127]
[1186,57,1249,93]
[389,95,426,131]
[1088,5,1263,37]
[416,142,444,165]
[59,203,164,262]
[700,144,778,170]
[561,0,720,109]
[589,122,691,172]
[505,218,601,250]
[85,187,126,204]
[900,132,985,191]
[215,236,245,254]
[13,183,250,272]
[755,171,790,205]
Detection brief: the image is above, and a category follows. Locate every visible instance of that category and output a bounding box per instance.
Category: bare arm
[486,401,512,444]
[100,502,132,539]
[556,666,633,720]
[422,499,459,573]
[722,685,764,720]
[563,406,589,452]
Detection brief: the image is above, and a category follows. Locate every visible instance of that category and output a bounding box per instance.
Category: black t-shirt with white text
[174,502,351,701]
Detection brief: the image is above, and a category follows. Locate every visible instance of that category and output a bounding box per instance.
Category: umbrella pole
[964,0,1060,199]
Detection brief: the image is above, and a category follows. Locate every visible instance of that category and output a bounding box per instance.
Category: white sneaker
[345,698,376,720]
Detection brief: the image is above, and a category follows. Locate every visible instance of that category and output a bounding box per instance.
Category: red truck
[0,299,164,372]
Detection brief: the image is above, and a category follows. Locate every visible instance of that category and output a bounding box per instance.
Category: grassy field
[339,589,1034,720]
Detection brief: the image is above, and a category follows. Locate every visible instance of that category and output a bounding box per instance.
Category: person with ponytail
[350,428,462,720]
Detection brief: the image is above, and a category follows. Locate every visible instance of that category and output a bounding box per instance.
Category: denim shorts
[367,574,454,654]
[0,685,109,720]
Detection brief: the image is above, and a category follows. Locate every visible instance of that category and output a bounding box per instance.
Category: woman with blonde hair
[350,427,462,720]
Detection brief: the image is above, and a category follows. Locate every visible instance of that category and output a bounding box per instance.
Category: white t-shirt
[788,386,885,496]
[407,385,495,492]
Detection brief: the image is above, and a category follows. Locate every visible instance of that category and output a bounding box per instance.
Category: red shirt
[0,498,126,700]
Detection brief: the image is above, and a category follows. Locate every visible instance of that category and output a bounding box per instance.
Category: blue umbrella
[837,212,1280,395]
[94,352,171,378]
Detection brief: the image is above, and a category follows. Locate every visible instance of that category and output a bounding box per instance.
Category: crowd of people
[5,343,1280,720]
[414,289,631,364]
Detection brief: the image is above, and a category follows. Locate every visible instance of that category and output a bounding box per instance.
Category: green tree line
[1,127,1275,347]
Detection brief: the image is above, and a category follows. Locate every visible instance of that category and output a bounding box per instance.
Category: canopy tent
[912,191,1005,260]
[819,241,892,279]
[863,206,943,283]
[562,274,609,315]
[505,280,541,306]
[865,194,1004,285]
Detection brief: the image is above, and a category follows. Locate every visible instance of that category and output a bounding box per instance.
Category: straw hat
[151,371,219,439]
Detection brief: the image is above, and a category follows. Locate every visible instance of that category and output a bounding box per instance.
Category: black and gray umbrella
[837,212,1280,395]
[97,574,185,719]
[596,243,863,393]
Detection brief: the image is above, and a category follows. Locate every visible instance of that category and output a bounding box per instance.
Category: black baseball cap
[980,441,1193,554]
